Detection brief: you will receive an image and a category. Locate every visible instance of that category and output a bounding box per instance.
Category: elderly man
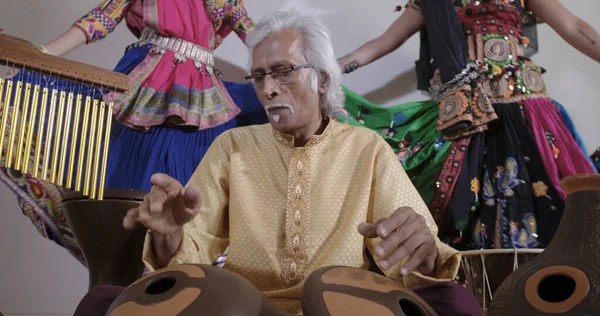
[75,9,480,316]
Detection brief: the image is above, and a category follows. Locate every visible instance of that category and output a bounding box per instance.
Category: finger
[148,185,168,214]
[400,242,435,276]
[358,223,377,238]
[137,197,152,224]
[376,207,414,238]
[379,230,427,270]
[418,251,437,276]
[374,219,419,257]
[150,173,183,198]
[358,218,385,238]
[173,185,202,225]
[184,184,202,211]
[123,208,140,229]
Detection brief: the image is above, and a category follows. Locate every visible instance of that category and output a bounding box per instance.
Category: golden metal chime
[0,33,128,200]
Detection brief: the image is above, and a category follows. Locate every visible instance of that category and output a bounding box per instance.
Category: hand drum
[106,264,283,316]
[301,266,438,316]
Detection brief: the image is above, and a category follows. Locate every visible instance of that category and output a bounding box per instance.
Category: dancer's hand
[4,69,20,79]
[358,207,437,276]
[214,35,224,49]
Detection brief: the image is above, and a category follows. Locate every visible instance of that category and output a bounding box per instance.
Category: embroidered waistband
[131,28,221,74]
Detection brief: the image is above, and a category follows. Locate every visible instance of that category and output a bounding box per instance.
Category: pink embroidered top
[73,0,255,131]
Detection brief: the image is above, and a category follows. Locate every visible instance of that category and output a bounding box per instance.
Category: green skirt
[333,86,450,205]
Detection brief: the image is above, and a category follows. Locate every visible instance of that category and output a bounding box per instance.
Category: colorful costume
[337,0,597,251]
[0,0,267,263]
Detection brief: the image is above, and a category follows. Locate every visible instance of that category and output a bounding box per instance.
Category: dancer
[0,0,267,263]
[338,0,599,250]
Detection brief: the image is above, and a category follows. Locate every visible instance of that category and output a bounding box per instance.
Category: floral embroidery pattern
[356,106,372,124]
[496,157,525,197]
[393,112,408,125]
[470,177,480,196]
[509,213,540,248]
[433,136,446,151]
[482,170,496,206]
[532,181,549,198]
[472,219,487,249]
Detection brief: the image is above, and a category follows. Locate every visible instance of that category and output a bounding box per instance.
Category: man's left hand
[358,207,437,276]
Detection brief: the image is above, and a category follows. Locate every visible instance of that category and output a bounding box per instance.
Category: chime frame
[0,33,128,200]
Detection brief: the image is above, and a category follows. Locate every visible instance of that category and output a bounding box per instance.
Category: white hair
[246,9,345,117]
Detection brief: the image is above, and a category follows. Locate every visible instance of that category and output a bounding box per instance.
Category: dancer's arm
[529,0,600,63]
[337,6,423,74]
[40,27,88,57]
[46,0,132,57]
[219,0,255,45]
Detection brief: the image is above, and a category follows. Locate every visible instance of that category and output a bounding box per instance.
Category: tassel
[357,110,364,124]
[387,120,396,137]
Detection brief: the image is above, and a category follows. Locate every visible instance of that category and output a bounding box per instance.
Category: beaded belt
[132,28,221,74]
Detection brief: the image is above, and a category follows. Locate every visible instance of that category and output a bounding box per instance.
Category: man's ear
[318,71,330,94]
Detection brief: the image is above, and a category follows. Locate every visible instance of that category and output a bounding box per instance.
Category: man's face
[250,31,324,134]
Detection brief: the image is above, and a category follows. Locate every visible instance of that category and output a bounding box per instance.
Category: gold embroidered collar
[271,119,335,148]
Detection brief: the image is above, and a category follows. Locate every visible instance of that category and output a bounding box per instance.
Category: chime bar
[15,82,32,170]
[5,80,23,169]
[41,88,59,181]
[83,99,99,197]
[57,91,75,186]
[50,91,67,184]
[67,94,83,190]
[21,83,40,174]
[76,96,92,193]
[32,87,49,178]
[91,101,106,199]
[0,33,128,200]
[98,102,113,200]
[0,79,12,164]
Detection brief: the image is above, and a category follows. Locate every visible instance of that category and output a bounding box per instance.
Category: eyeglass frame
[244,63,313,87]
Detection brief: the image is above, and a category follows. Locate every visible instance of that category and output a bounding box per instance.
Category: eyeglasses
[245,64,313,88]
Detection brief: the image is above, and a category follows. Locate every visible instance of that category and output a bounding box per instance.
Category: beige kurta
[142,120,461,314]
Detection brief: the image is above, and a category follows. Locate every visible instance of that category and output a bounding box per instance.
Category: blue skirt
[105,44,267,190]
[4,44,268,192]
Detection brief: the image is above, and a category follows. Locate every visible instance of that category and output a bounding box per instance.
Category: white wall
[0,0,598,315]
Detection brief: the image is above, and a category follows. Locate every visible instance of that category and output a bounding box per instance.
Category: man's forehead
[251,31,305,72]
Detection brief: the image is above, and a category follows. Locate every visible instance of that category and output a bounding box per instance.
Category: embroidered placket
[280,147,311,286]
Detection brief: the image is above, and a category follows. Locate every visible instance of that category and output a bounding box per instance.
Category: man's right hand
[123,173,202,267]
[123,173,202,236]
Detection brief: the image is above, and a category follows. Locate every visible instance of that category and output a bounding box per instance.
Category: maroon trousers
[75,281,481,316]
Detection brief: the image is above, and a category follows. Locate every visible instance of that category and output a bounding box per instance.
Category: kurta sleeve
[364,140,460,289]
[216,0,255,43]
[142,133,231,271]
[72,0,132,44]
